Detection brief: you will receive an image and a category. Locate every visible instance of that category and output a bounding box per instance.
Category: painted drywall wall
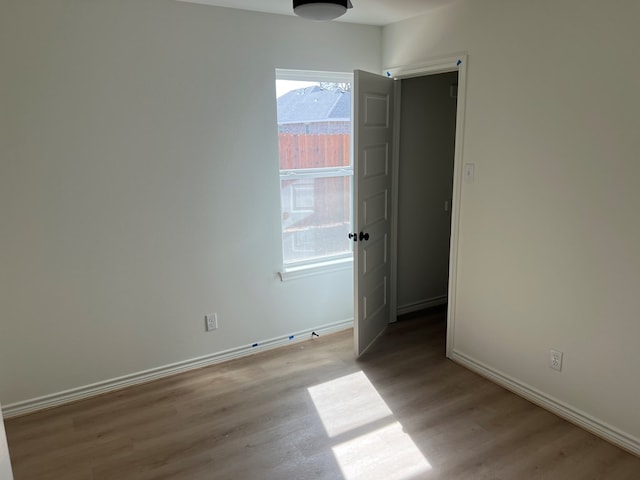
[0,405,12,480]
[396,72,457,312]
[0,0,380,406]
[384,0,640,442]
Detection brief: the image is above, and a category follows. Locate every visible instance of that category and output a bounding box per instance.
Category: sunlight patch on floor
[308,371,431,480]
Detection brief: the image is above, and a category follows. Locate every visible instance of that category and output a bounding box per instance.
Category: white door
[353,70,395,357]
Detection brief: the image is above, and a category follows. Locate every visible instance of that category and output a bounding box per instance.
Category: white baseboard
[397,295,447,316]
[3,319,353,419]
[451,350,640,457]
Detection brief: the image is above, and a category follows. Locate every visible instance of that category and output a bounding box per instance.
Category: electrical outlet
[205,314,218,332]
[550,349,563,371]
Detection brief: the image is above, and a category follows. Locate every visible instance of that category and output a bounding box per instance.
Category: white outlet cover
[550,349,563,371]
[205,314,218,331]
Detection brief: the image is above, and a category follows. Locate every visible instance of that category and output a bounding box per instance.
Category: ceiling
[176,0,457,26]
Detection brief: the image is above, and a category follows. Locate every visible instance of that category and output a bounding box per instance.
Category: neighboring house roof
[277,86,351,125]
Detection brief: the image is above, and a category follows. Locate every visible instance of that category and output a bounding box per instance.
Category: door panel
[363,190,387,225]
[363,236,387,276]
[354,70,394,357]
[363,145,388,178]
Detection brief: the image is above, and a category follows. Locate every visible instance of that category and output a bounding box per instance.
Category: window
[276,69,353,277]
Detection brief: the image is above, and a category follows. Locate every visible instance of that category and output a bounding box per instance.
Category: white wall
[0,0,380,406]
[384,0,640,443]
[397,73,457,311]
[0,405,13,480]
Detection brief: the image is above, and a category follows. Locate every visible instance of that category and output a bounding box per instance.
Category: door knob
[348,233,358,242]
[359,232,369,241]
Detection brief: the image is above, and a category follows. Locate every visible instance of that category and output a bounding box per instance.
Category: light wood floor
[5,308,640,479]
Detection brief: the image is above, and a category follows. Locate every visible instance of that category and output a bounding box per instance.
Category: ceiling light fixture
[293,0,353,21]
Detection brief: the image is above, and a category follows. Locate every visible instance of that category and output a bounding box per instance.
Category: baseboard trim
[451,350,640,457]
[3,319,354,419]
[397,295,447,316]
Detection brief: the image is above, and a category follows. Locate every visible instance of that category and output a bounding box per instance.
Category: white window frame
[276,69,354,281]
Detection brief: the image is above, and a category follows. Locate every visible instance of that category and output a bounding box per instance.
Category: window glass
[276,72,353,267]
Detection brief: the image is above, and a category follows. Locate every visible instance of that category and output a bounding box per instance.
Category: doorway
[395,72,458,318]
[353,55,467,357]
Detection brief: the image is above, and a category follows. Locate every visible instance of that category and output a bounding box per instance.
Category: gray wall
[396,72,457,313]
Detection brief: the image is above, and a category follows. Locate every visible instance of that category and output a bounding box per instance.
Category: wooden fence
[278,134,350,169]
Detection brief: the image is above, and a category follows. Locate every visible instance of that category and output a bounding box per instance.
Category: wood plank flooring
[5,308,640,479]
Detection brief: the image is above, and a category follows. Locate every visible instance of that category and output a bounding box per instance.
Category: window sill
[278,257,353,282]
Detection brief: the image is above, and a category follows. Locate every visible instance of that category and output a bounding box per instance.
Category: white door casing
[353,70,395,357]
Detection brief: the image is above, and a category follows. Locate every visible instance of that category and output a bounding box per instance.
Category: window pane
[277,81,351,169]
[281,176,351,264]
[276,76,352,267]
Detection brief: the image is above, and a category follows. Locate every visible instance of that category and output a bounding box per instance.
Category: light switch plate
[464,163,475,183]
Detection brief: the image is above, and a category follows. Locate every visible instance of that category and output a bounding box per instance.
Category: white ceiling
[177,0,457,26]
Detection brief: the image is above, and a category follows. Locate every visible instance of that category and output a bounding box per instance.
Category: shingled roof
[277,86,351,125]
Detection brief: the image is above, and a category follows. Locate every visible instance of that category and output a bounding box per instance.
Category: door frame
[384,53,468,358]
